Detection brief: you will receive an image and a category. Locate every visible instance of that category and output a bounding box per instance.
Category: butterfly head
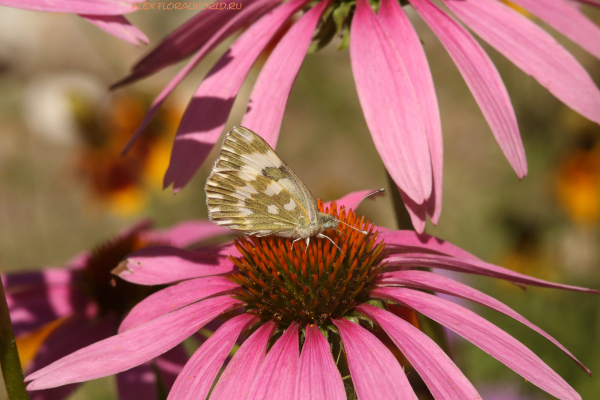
[317,212,341,230]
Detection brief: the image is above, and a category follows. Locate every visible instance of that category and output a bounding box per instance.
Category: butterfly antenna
[336,219,369,235]
[335,188,385,217]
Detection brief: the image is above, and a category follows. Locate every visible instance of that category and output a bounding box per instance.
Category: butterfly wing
[205,126,317,237]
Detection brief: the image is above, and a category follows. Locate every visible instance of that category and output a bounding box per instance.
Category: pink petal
[120,0,280,154]
[0,0,140,15]
[357,304,481,399]
[333,318,417,400]
[8,285,87,336]
[399,188,427,234]
[79,14,148,46]
[378,230,482,261]
[509,0,600,59]
[378,0,443,224]
[155,345,189,392]
[443,0,600,125]
[27,315,116,400]
[241,0,330,147]
[163,0,309,192]
[295,324,345,400]
[373,288,582,400]
[119,276,239,332]
[112,0,258,87]
[382,252,598,293]
[25,296,242,389]
[2,269,77,289]
[351,0,432,204]
[116,363,158,400]
[143,220,231,248]
[376,270,590,375]
[409,0,527,178]
[115,246,236,285]
[322,189,385,213]
[168,314,258,400]
[210,321,277,400]
[246,322,300,400]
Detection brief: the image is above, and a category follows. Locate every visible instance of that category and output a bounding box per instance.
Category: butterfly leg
[304,237,310,253]
[317,234,344,255]
[290,237,303,252]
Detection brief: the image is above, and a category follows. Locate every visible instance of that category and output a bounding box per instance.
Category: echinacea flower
[3,219,229,400]
[25,192,597,399]
[113,0,600,231]
[0,0,148,45]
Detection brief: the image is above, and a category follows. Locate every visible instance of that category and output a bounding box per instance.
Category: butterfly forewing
[206,126,317,237]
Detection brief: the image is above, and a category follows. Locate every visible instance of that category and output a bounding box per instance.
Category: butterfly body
[206,126,340,241]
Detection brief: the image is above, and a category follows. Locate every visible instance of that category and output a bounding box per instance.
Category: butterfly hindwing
[206,126,317,237]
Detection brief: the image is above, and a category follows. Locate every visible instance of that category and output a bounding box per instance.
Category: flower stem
[0,276,30,400]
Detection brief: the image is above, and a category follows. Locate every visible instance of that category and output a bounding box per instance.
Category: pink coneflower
[4,219,228,400]
[0,0,148,45]
[25,193,596,399]
[113,0,600,231]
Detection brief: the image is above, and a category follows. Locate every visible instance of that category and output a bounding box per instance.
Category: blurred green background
[0,2,599,399]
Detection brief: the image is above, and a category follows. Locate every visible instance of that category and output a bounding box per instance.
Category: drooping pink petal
[210,321,277,400]
[120,0,280,154]
[575,0,600,7]
[119,276,239,332]
[333,318,417,400]
[142,221,231,248]
[155,345,189,392]
[409,0,527,178]
[357,304,481,399]
[376,270,590,374]
[351,0,432,205]
[378,0,443,224]
[79,15,148,46]
[373,288,581,400]
[399,188,427,233]
[163,0,309,192]
[116,362,158,400]
[382,252,598,293]
[114,246,236,285]
[8,285,87,336]
[4,269,88,336]
[26,315,117,400]
[247,322,300,400]
[443,0,600,125]
[510,0,600,59]
[112,0,259,88]
[295,324,345,400]
[378,230,482,261]
[241,0,330,147]
[2,269,78,289]
[322,189,385,213]
[168,314,257,400]
[0,0,140,15]
[25,296,243,389]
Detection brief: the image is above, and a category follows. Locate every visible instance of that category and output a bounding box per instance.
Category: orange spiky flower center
[227,200,386,327]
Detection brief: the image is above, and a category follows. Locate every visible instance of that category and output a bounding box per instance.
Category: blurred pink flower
[114,0,600,232]
[0,0,148,45]
[3,219,229,400]
[24,192,596,400]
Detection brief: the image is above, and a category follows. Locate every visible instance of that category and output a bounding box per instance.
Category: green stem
[0,276,30,400]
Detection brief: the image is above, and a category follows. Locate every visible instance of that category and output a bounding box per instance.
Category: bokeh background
[0,2,599,399]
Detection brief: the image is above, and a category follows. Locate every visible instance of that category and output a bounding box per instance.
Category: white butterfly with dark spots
[205,126,382,249]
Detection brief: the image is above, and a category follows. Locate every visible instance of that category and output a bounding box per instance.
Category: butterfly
[205,126,382,249]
